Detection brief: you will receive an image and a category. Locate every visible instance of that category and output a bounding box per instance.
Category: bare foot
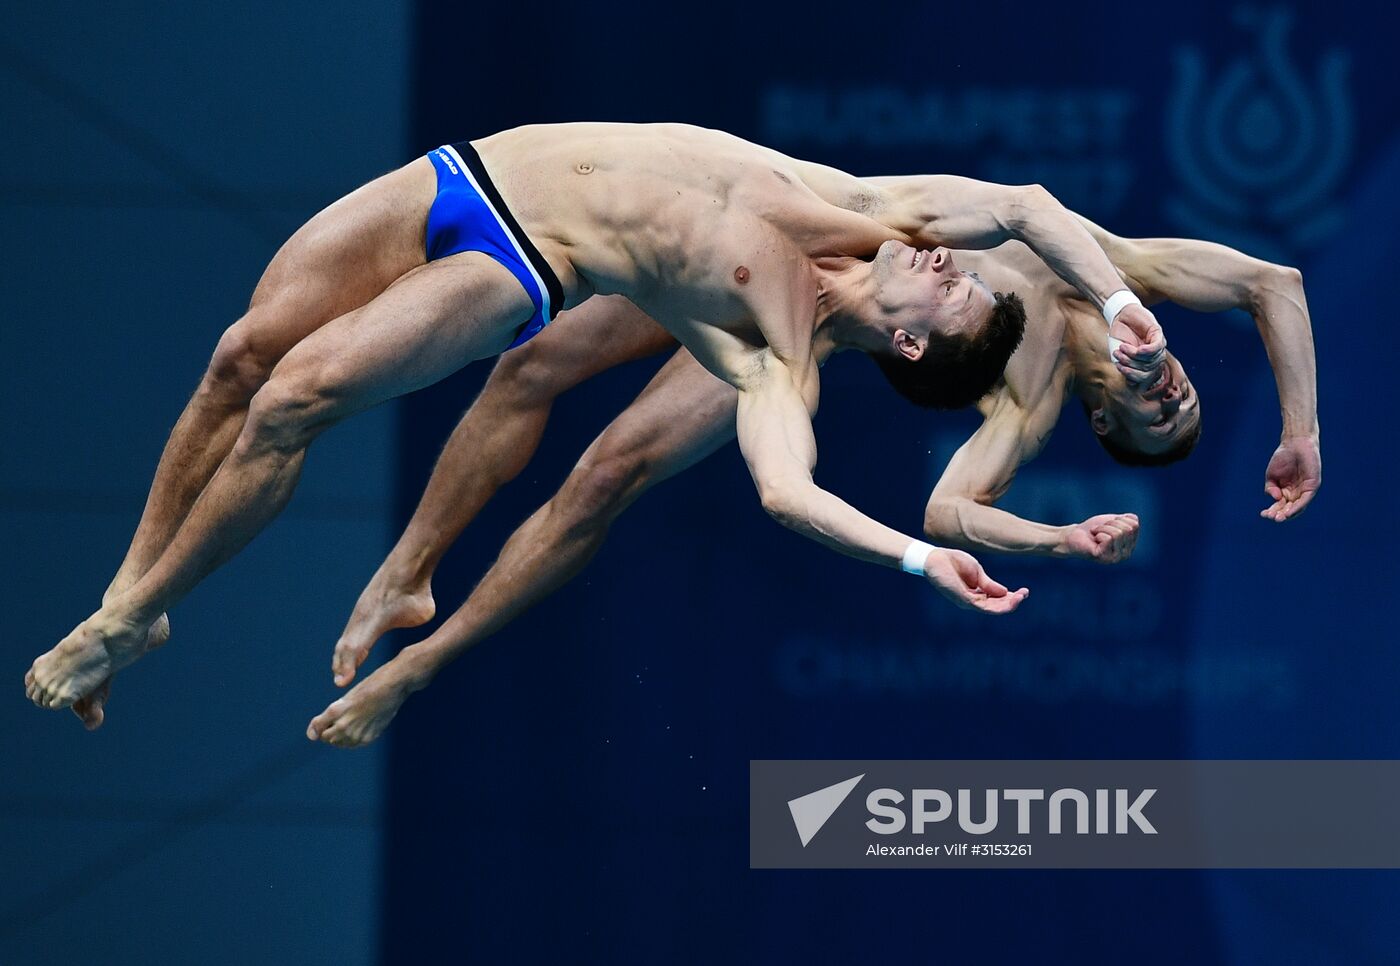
[308,659,423,748]
[26,610,155,710]
[332,568,434,687]
[70,613,171,730]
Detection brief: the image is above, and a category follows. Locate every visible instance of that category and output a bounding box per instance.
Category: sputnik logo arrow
[787,774,864,847]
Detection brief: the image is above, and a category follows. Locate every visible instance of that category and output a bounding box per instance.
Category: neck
[812,257,893,356]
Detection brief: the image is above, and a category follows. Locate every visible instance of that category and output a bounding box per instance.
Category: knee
[240,373,332,454]
[561,451,647,524]
[203,313,285,404]
[484,340,574,407]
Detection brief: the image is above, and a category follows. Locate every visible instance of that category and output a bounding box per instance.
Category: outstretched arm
[1080,223,1320,521]
[734,348,1028,612]
[923,392,1140,562]
[868,175,1165,379]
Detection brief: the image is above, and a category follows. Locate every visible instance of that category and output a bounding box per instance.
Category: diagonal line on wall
[0,39,287,245]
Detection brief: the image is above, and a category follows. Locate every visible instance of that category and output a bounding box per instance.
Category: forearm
[871,177,1128,307]
[762,480,919,567]
[1251,269,1317,438]
[1093,231,1319,438]
[925,496,1069,557]
[1006,188,1129,309]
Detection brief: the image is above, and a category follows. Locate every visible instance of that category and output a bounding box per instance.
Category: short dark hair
[872,291,1027,409]
[1081,400,1203,467]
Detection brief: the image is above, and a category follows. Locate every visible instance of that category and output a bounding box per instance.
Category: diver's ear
[893,329,924,362]
[1089,405,1112,437]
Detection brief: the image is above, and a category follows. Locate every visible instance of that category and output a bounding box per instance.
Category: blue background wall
[3,1,1397,964]
[388,0,1400,963]
[1,5,405,964]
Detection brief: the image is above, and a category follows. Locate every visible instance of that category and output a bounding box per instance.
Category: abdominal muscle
[471,123,872,317]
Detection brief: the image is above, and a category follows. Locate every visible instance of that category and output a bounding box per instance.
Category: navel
[575,160,595,175]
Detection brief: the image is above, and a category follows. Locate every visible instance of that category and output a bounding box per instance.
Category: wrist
[1050,525,1079,557]
[1102,289,1141,324]
[900,540,938,576]
[1280,420,1320,442]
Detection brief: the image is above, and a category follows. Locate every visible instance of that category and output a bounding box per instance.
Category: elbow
[923,497,970,547]
[1006,183,1064,230]
[1019,183,1056,206]
[758,479,809,530]
[1249,263,1304,310]
[1265,262,1303,290]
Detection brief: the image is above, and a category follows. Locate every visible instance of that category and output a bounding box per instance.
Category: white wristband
[1101,289,1141,324]
[900,540,937,576]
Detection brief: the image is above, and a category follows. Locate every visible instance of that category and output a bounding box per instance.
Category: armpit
[842,188,881,216]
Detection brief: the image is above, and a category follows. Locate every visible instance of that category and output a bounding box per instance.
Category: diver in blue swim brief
[425,142,566,349]
[35,121,1173,725]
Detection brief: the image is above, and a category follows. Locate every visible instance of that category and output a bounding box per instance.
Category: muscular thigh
[591,347,739,479]
[485,295,677,399]
[242,157,437,356]
[531,295,676,375]
[267,251,535,422]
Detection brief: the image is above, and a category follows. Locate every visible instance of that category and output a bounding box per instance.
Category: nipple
[734,265,750,284]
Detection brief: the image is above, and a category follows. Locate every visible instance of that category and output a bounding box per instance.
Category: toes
[51,684,81,710]
[310,699,371,748]
[307,704,342,741]
[75,686,110,730]
[146,615,172,651]
[333,644,366,687]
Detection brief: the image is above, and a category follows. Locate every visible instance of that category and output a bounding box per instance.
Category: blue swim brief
[425,141,565,349]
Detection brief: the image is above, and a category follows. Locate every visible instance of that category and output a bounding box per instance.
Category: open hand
[924,548,1029,614]
[1261,435,1321,521]
[1110,303,1167,384]
[1062,512,1139,563]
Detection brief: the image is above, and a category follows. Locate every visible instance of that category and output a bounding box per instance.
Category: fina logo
[1165,7,1351,265]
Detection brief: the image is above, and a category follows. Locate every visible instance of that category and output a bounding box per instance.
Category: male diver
[299,223,1313,747]
[27,122,1165,714]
